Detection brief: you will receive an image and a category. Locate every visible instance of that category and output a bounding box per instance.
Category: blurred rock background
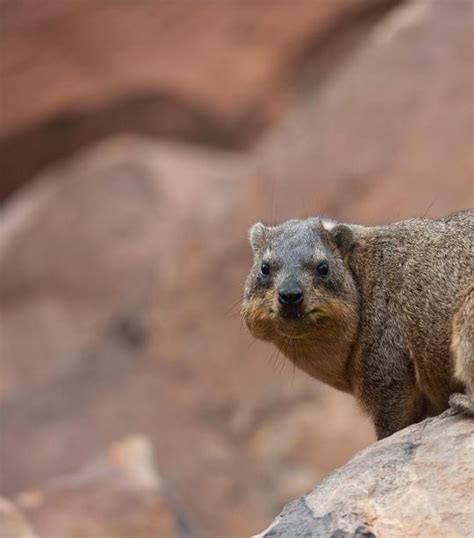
[0,0,472,536]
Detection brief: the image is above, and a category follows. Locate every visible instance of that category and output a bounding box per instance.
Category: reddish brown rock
[0,497,37,538]
[0,136,373,537]
[0,0,375,137]
[14,436,192,537]
[0,137,249,401]
[254,0,474,223]
[0,0,386,198]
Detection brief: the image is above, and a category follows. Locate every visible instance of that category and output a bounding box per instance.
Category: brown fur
[242,210,474,439]
[449,285,474,415]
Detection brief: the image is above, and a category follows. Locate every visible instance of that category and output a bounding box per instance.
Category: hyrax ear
[327,224,355,255]
[249,222,268,252]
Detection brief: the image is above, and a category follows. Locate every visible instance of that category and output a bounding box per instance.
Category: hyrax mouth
[279,308,303,320]
[243,293,327,341]
[275,307,323,321]
[273,307,327,339]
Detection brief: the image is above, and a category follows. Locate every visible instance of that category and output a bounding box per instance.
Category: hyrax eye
[316,261,329,277]
[261,263,271,276]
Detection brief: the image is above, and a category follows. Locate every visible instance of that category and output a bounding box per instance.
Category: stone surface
[254,0,474,223]
[0,138,249,401]
[256,411,474,538]
[0,137,373,537]
[0,0,363,136]
[13,436,193,537]
[0,0,390,198]
[0,498,37,538]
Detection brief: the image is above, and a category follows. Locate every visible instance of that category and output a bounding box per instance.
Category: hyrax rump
[242,210,474,439]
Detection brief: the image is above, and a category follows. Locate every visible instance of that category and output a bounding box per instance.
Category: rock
[0,136,374,537]
[0,0,385,198]
[0,0,364,136]
[254,0,474,223]
[1,0,473,536]
[256,412,474,537]
[0,137,249,401]
[0,497,37,538]
[14,435,195,538]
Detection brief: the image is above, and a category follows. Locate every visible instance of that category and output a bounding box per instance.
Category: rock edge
[255,411,474,538]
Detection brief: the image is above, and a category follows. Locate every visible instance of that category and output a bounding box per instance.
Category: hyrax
[242,210,473,439]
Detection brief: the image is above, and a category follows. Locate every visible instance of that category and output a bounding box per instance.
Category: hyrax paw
[449,393,474,417]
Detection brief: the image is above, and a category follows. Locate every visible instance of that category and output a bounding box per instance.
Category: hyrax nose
[278,284,304,305]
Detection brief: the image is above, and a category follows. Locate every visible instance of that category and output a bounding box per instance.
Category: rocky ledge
[256,411,474,538]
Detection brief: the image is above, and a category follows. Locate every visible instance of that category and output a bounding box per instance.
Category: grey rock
[256,411,474,538]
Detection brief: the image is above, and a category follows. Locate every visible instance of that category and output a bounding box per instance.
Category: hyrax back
[242,210,473,439]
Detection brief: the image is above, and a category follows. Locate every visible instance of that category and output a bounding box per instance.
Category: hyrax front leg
[361,349,421,439]
[369,383,421,440]
[449,286,474,416]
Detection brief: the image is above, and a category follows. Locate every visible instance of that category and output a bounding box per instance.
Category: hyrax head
[242,218,359,341]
